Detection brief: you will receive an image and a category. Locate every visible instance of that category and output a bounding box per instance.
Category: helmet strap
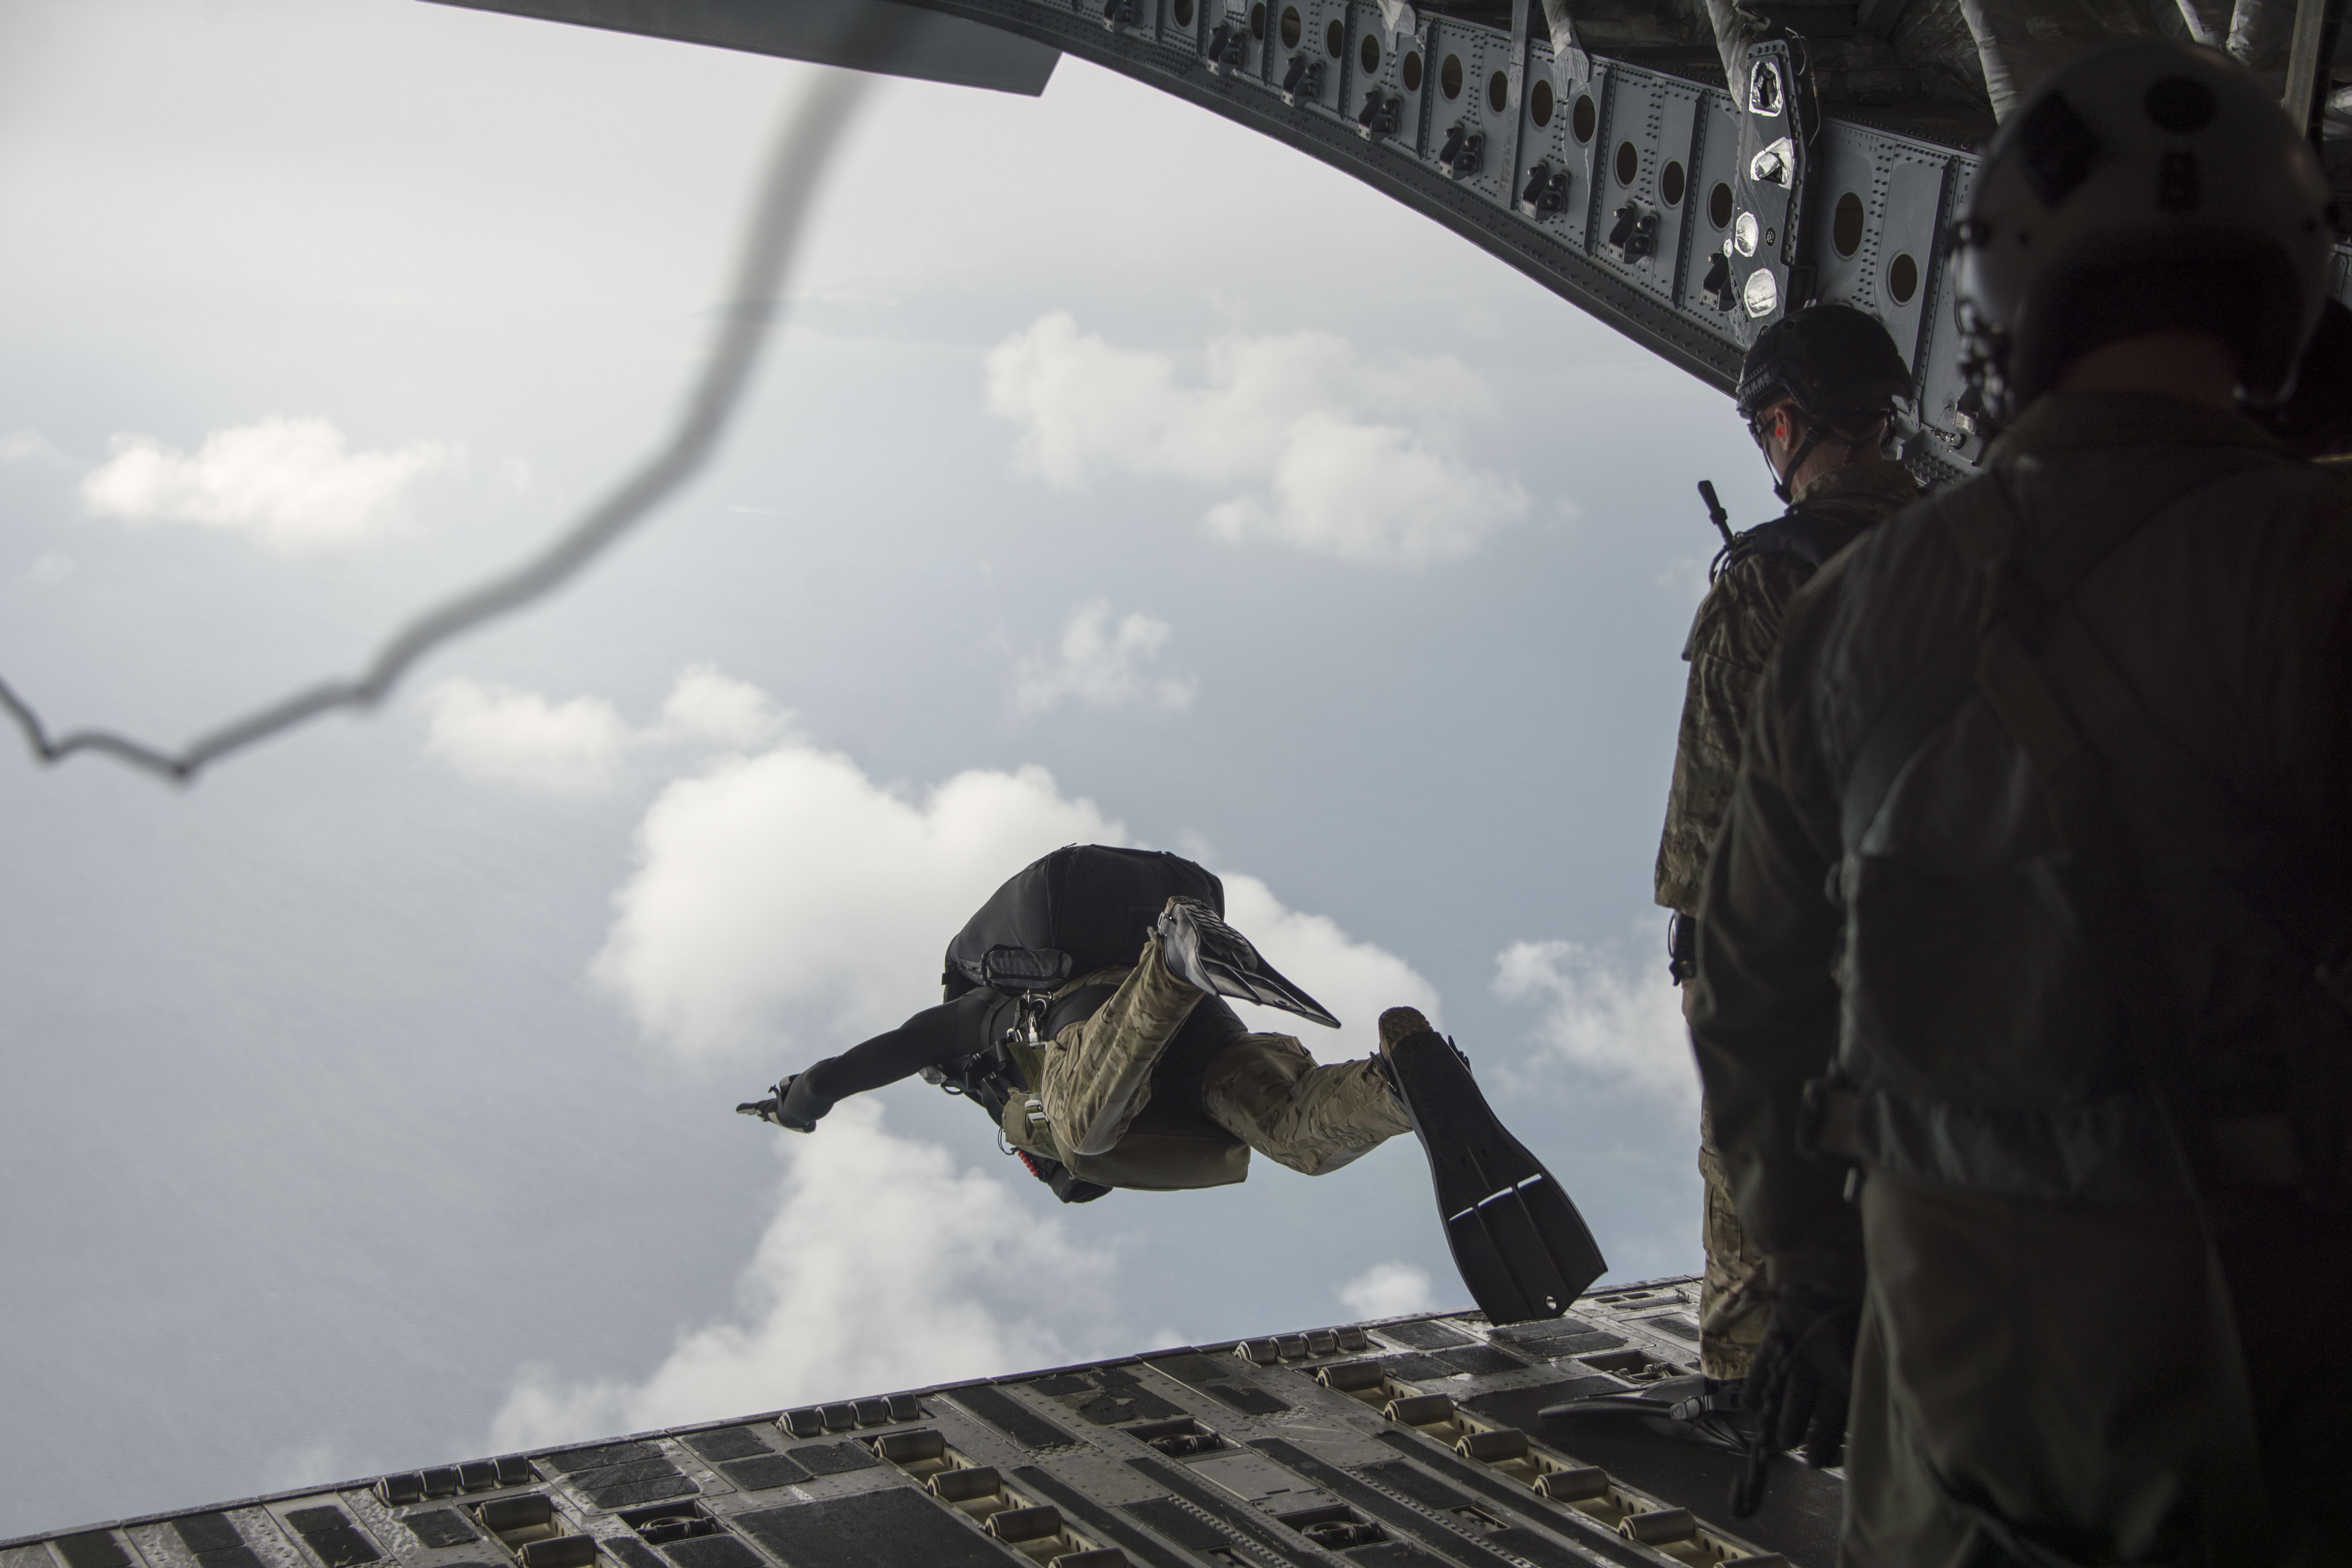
[1762,409,1887,504]
[1766,421,1830,505]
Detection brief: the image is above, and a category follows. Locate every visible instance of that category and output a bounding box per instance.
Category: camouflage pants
[1038,937,1409,1177]
[1688,986,1769,1381]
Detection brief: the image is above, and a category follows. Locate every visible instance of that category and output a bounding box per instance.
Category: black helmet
[1734,302,1913,428]
[1735,303,1911,501]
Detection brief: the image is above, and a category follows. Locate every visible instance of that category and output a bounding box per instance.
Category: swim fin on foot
[1383,1024,1606,1324]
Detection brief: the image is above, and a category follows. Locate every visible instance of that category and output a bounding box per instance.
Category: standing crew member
[1655,303,1919,1391]
[1691,40,2349,1561]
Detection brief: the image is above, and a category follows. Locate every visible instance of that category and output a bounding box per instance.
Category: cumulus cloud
[1011,600,1197,717]
[489,1101,1118,1450]
[646,665,790,751]
[593,744,1127,1061]
[423,681,632,793]
[984,312,1529,565]
[2,430,65,465]
[587,680,1438,1064]
[1218,874,1440,1060]
[1339,1261,1437,1319]
[1493,937,1697,1105]
[420,665,784,794]
[80,416,454,549]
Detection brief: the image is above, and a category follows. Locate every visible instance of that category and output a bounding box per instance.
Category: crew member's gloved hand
[1742,1283,1862,1468]
[735,1072,827,1133]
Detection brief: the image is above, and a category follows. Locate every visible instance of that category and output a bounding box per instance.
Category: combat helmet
[1951,38,2335,423]
[1734,303,1912,501]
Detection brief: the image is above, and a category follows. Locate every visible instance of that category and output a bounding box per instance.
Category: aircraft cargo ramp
[0,1277,1844,1568]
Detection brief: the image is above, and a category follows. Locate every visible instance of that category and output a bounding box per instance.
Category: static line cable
[0,66,870,784]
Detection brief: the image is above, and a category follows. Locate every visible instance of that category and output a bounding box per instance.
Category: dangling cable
[0,63,871,784]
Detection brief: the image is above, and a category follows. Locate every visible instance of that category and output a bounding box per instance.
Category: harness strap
[1835,445,2286,1566]
[1961,535,2277,1568]
[1839,448,2277,851]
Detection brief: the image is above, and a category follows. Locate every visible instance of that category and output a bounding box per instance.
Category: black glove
[735,1073,826,1133]
[1744,1283,1862,1468]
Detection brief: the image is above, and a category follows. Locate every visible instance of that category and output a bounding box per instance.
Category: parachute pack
[943,845,1224,1000]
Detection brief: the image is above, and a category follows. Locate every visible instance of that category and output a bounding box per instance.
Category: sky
[0,0,1788,1540]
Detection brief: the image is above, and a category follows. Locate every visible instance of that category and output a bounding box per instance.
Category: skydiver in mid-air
[738,845,1603,1322]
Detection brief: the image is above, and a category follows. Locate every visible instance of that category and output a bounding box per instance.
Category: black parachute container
[943,845,1222,999]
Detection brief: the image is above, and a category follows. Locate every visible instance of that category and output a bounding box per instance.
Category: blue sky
[0,0,1785,1537]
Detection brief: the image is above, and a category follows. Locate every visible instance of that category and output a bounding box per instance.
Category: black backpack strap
[1717,503,1876,581]
[1838,447,2279,851]
[1838,443,2295,1568]
[1958,542,2283,1568]
[1836,475,2020,850]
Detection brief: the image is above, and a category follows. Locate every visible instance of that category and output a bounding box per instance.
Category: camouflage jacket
[1654,458,1923,914]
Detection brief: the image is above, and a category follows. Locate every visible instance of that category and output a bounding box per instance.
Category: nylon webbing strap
[1838,448,2276,851]
[1966,562,2278,1568]
[1836,476,2014,850]
[1921,448,2283,1568]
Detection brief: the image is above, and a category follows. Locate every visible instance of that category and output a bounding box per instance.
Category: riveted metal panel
[1514,41,1590,245]
[1424,18,1521,207]
[1154,0,1207,54]
[1513,42,1600,247]
[1682,92,1744,324]
[1265,0,1352,117]
[1338,1,1428,151]
[1812,122,1948,379]
[1587,68,1704,306]
[1203,0,1272,83]
[1912,156,1984,466]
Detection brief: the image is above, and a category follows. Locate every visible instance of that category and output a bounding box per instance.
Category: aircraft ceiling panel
[1912,152,1985,469]
[1589,70,1705,308]
[1270,0,1358,124]
[1812,123,1952,391]
[422,0,1060,95]
[420,0,2352,479]
[1424,18,1524,208]
[1515,44,1602,250]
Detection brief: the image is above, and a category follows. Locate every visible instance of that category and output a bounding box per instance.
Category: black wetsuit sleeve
[788,989,1000,1120]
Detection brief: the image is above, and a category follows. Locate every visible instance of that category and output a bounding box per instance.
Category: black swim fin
[1538,1375,1757,1455]
[1384,1027,1606,1324]
[1156,896,1340,1028]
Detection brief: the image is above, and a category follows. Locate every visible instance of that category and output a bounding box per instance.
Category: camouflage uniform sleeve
[1686,572,1863,1296]
[1654,553,1818,914]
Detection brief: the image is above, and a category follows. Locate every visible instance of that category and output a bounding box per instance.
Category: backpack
[942,845,1224,1000]
[935,846,1247,1203]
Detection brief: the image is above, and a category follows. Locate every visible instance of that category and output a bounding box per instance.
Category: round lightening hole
[1833,191,1865,258]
